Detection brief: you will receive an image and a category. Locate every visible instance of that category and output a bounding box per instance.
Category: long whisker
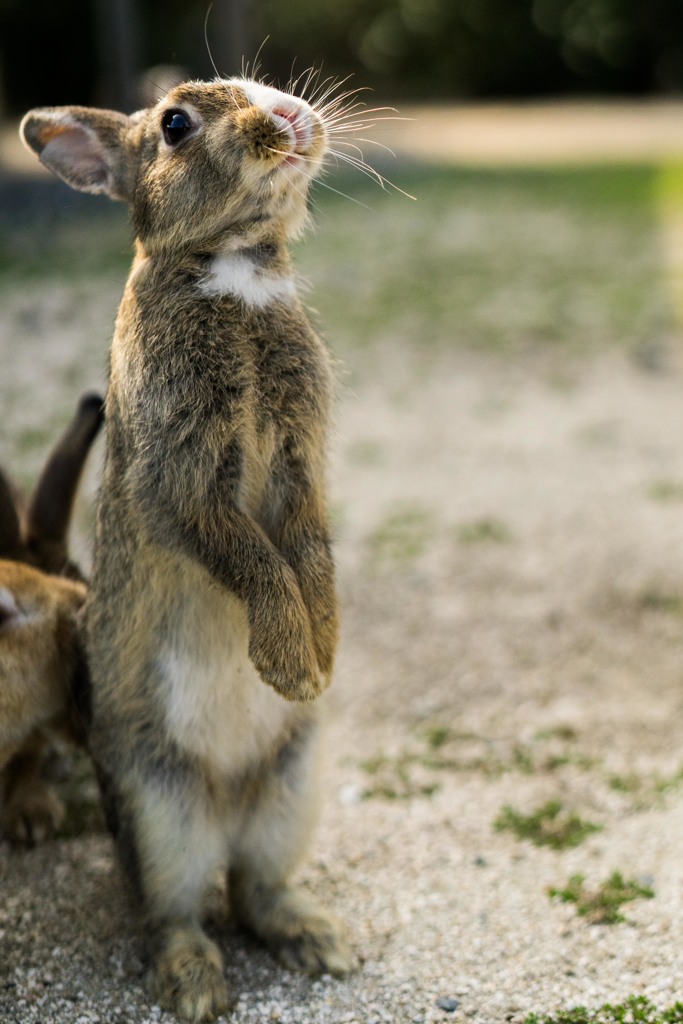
[327,148,416,201]
[332,135,399,159]
[313,177,376,211]
[203,5,223,81]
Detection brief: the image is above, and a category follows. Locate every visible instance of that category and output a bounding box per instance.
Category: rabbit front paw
[246,572,326,701]
[250,635,324,703]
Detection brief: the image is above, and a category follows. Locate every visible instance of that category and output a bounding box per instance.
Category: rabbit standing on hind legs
[21,76,356,1021]
[0,393,103,842]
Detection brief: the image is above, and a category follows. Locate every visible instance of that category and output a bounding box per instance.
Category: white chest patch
[160,586,291,777]
[199,252,297,308]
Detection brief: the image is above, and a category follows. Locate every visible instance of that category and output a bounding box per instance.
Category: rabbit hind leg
[229,718,356,977]
[104,766,231,1023]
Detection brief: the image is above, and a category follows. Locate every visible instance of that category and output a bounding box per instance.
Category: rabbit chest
[112,256,329,526]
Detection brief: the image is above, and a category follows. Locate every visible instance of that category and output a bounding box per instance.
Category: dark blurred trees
[253,0,683,98]
[2,0,683,114]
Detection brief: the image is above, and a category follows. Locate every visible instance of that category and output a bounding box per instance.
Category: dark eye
[162,109,193,146]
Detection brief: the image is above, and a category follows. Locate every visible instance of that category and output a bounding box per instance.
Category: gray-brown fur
[0,393,103,842]
[21,78,353,1020]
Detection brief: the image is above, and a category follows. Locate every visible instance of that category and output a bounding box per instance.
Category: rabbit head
[20,79,329,254]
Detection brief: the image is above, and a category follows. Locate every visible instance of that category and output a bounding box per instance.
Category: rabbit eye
[162,109,193,146]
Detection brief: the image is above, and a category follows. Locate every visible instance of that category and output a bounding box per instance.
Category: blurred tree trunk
[93,0,141,111]
[209,0,251,79]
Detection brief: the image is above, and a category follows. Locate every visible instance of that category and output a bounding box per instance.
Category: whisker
[242,37,270,84]
[313,177,376,211]
[203,5,223,81]
[309,75,359,111]
[331,136,399,159]
[327,148,416,201]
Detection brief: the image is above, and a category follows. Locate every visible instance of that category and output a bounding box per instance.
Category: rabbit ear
[20,106,134,200]
[26,393,104,573]
[0,469,23,559]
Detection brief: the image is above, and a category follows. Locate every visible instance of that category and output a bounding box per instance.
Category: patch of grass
[366,503,433,568]
[360,726,599,801]
[535,725,579,742]
[607,772,644,794]
[524,995,683,1024]
[360,752,441,801]
[346,439,385,466]
[607,764,683,808]
[494,800,602,850]
[14,425,54,457]
[456,517,513,544]
[638,589,683,617]
[548,871,654,925]
[647,480,683,503]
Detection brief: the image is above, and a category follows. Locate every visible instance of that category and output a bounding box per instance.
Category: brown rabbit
[21,77,354,1020]
[0,393,103,842]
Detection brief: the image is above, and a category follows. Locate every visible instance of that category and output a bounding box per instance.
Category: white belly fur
[157,568,291,777]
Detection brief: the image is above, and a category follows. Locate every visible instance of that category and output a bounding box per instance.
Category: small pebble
[436,997,460,1013]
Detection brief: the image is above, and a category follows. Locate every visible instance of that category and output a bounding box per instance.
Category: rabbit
[0,392,103,842]
[20,76,355,1021]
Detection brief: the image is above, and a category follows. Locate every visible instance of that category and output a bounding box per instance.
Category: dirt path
[378,99,683,166]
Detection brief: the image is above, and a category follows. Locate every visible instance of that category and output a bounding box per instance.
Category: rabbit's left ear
[20,106,134,200]
[0,470,22,560]
[26,393,104,574]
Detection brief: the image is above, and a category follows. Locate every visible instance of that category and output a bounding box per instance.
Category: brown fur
[0,394,103,842]
[21,78,354,1019]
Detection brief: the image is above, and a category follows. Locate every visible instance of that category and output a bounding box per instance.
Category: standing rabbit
[21,77,355,1020]
[0,393,103,842]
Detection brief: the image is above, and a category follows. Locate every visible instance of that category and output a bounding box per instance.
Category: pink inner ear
[40,122,110,191]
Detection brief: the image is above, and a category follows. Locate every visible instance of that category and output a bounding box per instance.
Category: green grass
[548,871,655,925]
[359,725,598,800]
[524,996,683,1024]
[494,800,602,850]
[647,480,683,503]
[299,163,676,362]
[366,502,434,568]
[638,589,683,617]
[456,517,513,544]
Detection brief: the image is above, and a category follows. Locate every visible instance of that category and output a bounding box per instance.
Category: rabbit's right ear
[20,106,135,201]
[0,469,22,560]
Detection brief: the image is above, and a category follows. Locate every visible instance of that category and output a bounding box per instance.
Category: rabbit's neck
[133,225,297,309]
[198,245,295,308]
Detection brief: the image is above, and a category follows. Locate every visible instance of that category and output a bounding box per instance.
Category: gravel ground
[3,105,683,1024]
[2,331,683,1023]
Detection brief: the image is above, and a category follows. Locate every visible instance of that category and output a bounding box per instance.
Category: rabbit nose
[271,107,312,151]
[0,587,19,629]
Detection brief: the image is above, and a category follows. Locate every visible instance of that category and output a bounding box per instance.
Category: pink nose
[271,106,311,150]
